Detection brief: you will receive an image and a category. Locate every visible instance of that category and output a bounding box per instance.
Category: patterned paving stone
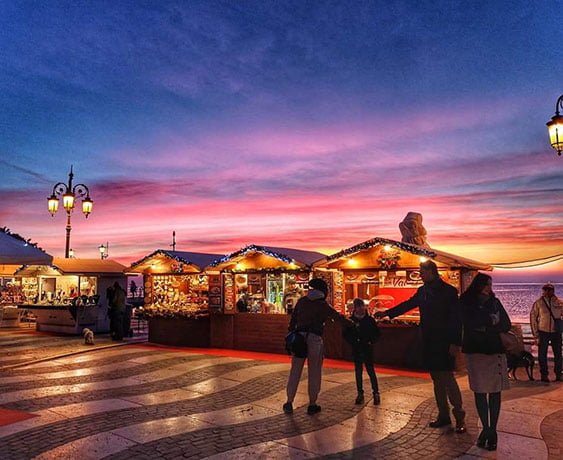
[0,331,561,460]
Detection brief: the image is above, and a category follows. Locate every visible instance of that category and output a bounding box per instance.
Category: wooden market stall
[127,250,223,347]
[0,228,53,326]
[206,245,326,354]
[313,236,492,366]
[0,265,24,327]
[15,258,127,334]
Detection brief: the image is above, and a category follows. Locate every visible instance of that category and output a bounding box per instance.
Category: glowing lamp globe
[62,192,75,211]
[82,196,93,217]
[547,113,563,156]
[47,194,59,216]
[547,95,563,156]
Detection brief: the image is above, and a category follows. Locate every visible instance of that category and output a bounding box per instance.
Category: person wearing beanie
[283,277,349,415]
[530,283,562,382]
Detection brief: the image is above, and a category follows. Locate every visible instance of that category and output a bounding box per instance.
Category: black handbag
[285,331,308,358]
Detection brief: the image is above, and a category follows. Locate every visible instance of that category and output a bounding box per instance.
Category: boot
[373,392,381,405]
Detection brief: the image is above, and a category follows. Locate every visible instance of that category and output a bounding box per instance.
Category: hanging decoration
[377,248,401,269]
[171,262,184,273]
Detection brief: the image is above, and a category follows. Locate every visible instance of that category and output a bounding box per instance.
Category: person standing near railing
[530,283,562,383]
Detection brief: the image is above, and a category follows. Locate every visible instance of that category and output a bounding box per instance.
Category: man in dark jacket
[375,260,466,432]
[284,278,347,415]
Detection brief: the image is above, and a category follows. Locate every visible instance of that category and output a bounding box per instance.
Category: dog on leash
[83,328,95,345]
[507,351,535,381]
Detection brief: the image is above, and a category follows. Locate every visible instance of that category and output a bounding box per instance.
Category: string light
[130,249,199,271]
[208,244,295,267]
[325,237,436,262]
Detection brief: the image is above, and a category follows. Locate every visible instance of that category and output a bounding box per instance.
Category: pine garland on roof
[208,244,293,267]
[325,237,436,262]
[129,249,195,270]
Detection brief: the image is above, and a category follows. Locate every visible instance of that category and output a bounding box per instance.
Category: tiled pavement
[0,330,561,459]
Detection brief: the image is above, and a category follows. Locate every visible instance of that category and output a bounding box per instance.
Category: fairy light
[325,237,436,262]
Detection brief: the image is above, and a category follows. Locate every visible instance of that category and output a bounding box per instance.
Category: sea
[495,283,562,323]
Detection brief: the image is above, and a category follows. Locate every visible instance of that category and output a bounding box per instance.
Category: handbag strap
[542,297,559,328]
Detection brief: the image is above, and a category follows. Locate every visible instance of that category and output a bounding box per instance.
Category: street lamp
[546,94,563,156]
[99,242,109,259]
[47,166,93,258]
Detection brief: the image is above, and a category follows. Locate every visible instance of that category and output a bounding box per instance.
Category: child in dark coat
[344,298,382,405]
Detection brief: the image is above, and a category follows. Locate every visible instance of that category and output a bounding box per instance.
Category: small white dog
[83,328,95,345]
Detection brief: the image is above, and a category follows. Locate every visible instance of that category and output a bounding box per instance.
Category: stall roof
[315,236,492,271]
[128,249,224,273]
[208,244,326,270]
[16,258,127,276]
[0,265,21,277]
[0,228,52,265]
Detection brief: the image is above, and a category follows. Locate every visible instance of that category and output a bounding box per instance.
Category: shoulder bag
[285,330,308,358]
[544,298,563,333]
[499,330,523,355]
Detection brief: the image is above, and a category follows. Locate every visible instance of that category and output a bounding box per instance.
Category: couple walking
[284,262,510,452]
[379,267,511,451]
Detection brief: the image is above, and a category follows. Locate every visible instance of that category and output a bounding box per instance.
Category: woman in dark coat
[461,273,511,451]
[344,298,381,405]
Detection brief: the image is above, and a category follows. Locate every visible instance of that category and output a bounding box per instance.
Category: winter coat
[288,289,343,337]
[530,296,563,336]
[461,295,511,354]
[112,285,126,314]
[384,279,461,371]
[343,314,380,362]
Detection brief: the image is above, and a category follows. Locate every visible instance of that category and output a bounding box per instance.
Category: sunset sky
[1,1,562,281]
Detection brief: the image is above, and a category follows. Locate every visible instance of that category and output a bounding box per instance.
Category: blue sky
[0,0,562,280]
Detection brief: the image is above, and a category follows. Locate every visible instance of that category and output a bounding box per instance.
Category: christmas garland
[208,244,295,267]
[325,237,436,262]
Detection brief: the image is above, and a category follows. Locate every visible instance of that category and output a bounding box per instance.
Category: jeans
[538,331,562,378]
[354,359,379,394]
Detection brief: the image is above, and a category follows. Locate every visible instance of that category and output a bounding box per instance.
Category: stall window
[79,277,97,296]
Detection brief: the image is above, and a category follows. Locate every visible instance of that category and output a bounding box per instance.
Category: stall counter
[19,304,100,334]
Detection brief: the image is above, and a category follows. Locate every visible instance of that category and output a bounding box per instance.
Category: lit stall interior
[127,250,223,318]
[207,245,325,314]
[315,237,491,322]
[14,258,127,333]
[0,265,22,305]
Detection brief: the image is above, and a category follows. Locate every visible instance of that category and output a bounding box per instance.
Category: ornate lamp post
[47,166,93,258]
[98,242,109,260]
[546,95,563,156]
